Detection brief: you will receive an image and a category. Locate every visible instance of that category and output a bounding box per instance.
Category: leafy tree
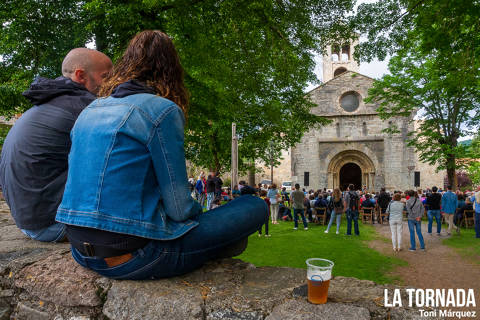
[354,0,480,190]
[0,0,89,117]
[365,36,480,190]
[466,136,480,187]
[0,0,355,173]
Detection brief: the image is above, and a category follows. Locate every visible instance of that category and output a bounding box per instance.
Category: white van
[281,181,292,191]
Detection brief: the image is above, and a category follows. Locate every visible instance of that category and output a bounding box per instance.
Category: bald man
[0,48,112,242]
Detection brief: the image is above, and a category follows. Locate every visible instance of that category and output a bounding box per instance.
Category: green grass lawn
[443,228,480,264]
[236,219,406,284]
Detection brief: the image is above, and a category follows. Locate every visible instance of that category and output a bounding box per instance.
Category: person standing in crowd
[214,172,223,200]
[281,187,290,207]
[195,172,207,208]
[472,186,480,239]
[406,190,425,251]
[0,48,112,242]
[55,30,267,280]
[377,188,391,223]
[291,184,308,230]
[267,184,280,224]
[258,190,271,237]
[426,186,442,236]
[344,184,360,236]
[206,172,216,210]
[387,193,405,252]
[441,185,458,235]
[325,188,344,234]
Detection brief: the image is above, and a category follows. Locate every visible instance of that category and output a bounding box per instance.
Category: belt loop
[83,242,95,257]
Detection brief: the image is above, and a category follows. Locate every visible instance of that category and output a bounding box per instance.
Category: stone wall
[291,71,417,191]
[0,200,437,320]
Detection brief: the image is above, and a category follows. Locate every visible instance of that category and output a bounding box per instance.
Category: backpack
[348,191,359,210]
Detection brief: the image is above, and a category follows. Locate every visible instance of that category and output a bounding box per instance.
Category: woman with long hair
[56,30,266,279]
[325,188,344,234]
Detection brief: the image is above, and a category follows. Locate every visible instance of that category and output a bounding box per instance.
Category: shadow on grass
[236,220,407,284]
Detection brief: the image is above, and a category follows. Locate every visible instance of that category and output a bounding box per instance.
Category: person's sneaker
[258,234,262,237]
[421,248,426,252]
[324,230,329,234]
[304,227,308,230]
[293,227,298,230]
[428,233,433,236]
[409,248,416,252]
[265,234,271,237]
[437,233,441,236]
[336,231,339,234]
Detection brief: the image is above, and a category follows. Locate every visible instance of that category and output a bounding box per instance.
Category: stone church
[289,42,445,191]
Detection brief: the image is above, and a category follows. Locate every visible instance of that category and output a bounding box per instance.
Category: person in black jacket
[426,186,442,235]
[206,172,216,210]
[0,48,112,242]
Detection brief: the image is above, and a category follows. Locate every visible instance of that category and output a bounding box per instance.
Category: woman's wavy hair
[99,30,189,117]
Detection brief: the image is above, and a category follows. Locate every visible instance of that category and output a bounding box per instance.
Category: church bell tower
[322,39,359,82]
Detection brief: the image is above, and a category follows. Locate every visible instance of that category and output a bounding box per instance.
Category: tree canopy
[0,0,357,172]
[354,0,480,189]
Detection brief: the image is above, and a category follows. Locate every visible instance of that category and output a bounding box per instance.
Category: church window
[304,172,310,186]
[334,67,347,77]
[341,45,350,61]
[362,122,367,135]
[339,91,360,112]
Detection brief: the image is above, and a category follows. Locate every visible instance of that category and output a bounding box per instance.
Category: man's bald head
[62,48,112,94]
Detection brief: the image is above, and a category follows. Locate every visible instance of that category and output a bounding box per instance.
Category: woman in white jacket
[386,193,405,252]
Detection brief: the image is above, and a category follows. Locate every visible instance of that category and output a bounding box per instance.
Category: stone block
[15,252,103,307]
[265,300,370,320]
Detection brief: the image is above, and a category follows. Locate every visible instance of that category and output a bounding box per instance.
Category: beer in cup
[306,258,334,304]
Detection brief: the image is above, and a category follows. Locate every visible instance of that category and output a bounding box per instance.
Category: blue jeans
[346,209,359,235]
[326,210,342,232]
[293,208,308,228]
[21,222,66,242]
[475,212,480,238]
[69,195,266,279]
[407,220,425,250]
[427,209,441,234]
[206,192,215,209]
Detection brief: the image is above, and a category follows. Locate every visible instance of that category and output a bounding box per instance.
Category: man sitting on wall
[0,48,112,242]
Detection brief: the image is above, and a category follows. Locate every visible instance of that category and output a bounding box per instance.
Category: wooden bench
[313,207,327,225]
[462,209,475,228]
[360,208,374,224]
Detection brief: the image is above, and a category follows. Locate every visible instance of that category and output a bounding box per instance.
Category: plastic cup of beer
[306,258,334,304]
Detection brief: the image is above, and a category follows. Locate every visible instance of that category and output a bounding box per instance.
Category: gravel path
[369,221,480,313]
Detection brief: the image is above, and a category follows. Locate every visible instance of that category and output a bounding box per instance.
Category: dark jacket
[214,176,223,193]
[206,176,216,193]
[0,77,95,229]
[426,192,442,210]
[377,192,391,209]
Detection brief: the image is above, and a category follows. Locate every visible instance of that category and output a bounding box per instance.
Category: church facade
[290,43,444,191]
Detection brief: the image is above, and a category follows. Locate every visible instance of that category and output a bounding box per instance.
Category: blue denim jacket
[56,93,202,240]
[441,191,458,214]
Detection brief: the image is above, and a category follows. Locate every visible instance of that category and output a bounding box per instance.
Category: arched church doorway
[339,162,362,191]
[327,150,376,191]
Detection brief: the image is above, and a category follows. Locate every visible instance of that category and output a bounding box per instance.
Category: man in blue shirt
[472,186,480,239]
[441,185,458,236]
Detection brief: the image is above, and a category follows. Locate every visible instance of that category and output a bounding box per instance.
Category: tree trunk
[248,161,256,187]
[445,154,458,190]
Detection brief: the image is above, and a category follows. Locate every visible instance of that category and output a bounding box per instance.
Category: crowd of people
[0,28,478,281]
[192,177,480,252]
